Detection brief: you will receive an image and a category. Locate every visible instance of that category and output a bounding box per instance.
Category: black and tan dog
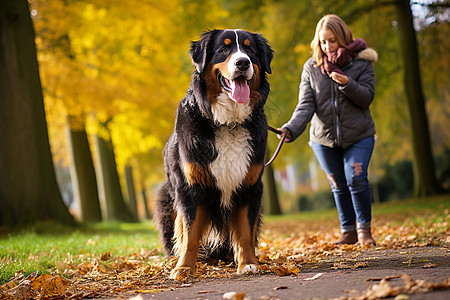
[154,29,273,279]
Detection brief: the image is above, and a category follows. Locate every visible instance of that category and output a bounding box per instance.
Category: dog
[154,29,273,280]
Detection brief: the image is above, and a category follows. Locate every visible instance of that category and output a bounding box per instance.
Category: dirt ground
[106,246,449,300]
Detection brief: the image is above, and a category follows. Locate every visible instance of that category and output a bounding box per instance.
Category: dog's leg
[232,205,259,275]
[170,205,208,280]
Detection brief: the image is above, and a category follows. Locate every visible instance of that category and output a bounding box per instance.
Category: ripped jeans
[310,136,375,233]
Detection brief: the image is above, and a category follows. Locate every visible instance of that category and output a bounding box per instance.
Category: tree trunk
[66,115,102,223]
[124,165,138,220]
[0,0,75,226]
[394,0,442,196]
[93,122,135,222]
[262,149,282,215]
[141,186,151,220]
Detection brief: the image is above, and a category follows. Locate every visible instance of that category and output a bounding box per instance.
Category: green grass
[264,195,450,223]
[0,195,448,285]
[0,221,160,284]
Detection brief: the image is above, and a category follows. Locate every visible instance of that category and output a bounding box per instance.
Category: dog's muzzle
[218,72,252,104]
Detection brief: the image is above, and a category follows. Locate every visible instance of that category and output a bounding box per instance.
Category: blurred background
[2,0,449,225]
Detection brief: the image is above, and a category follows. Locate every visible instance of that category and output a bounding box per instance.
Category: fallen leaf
[223,291,246,300]
[30,274,53,291]
[40,275,72,298]
[6,284,32,299]
[100,251,111,261]
[348,274,450,299]
[366,275,402,281]
[303,273,323,281]
[270,265,289,276]
[77,261,93,275]
[198,290,216,294]
[406,235,416,241]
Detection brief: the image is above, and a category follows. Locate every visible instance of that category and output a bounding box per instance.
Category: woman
[279,14,378,246]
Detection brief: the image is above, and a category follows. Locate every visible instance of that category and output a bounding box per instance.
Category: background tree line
[1,0,448,226]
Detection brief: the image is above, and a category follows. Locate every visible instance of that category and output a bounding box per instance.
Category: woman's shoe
[357,228,376,246]
[333,230,357,245]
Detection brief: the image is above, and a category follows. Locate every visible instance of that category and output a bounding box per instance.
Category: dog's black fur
[154,29,273,279]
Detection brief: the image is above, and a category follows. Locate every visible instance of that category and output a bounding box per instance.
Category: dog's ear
[190,29,220,73]
[253,33,274,75]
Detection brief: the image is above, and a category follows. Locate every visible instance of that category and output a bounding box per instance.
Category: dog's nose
[235,57,250,71]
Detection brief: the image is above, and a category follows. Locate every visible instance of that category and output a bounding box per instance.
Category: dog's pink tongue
[230,77,250,103]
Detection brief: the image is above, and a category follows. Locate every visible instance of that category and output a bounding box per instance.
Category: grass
[0,221,160,284]
[0,195,448,285]
[264,194,450,223]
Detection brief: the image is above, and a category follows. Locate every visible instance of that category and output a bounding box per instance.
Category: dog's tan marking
[248,64,262,109]
[244,39,250,47]
[212,56,232,79]
[203,63,222,106]
[244,164,263,187]
[173,212,185,256]
[231,206,258,274]
[171,206,209,279]
[184,162,213,187]
[224,38,231,45]
[250,64,261,88]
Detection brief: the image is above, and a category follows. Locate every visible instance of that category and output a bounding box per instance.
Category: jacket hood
[356,48,378,64]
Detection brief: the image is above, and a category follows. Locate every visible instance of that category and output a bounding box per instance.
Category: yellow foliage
[32,0,192,179]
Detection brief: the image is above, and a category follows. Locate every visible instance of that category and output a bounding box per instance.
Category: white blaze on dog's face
[225,31,254,103]
[213,29,257,104]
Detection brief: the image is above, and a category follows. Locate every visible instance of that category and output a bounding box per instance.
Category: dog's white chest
[210,125,252,209]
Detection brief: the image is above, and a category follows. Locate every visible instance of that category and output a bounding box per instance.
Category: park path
[107,246,449,300]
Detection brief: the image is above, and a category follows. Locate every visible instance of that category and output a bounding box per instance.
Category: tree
[66,115,102,222]
[30,1,104,223]
[94,121,135,222]
[0,0,74,226]
[393,0,442,196]
[341,0,444,196]
[124,165,138,219]
[262,159,282,215]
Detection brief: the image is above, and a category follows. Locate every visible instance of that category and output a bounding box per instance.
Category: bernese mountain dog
[154,29,273,280]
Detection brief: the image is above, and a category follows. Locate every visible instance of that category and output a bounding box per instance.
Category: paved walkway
[112,246,450,300]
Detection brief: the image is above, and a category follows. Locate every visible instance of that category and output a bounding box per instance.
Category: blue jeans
[310,136,375,233]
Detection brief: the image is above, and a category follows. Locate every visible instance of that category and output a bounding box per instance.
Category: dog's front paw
[236,264,258,275]
[169,267,194,281]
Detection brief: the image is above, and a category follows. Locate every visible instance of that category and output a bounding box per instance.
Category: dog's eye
[221,47,228,53]
[247,47,253,54]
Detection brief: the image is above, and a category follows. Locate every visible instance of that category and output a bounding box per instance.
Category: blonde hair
[311,14,354,67]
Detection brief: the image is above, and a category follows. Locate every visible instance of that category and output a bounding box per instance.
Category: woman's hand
[329,71,349,85]
[277,128,292,143]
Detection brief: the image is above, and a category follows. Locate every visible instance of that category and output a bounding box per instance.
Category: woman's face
[319,29,339,54]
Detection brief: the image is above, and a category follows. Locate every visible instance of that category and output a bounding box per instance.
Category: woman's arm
[281,60,317,142]
[338,62,375,109]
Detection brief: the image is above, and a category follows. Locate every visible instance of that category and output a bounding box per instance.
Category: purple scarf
[321,38,367,76]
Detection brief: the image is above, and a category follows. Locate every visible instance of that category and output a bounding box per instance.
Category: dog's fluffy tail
[154,182,175,256]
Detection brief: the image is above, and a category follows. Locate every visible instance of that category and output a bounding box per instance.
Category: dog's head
[190,29,273,113]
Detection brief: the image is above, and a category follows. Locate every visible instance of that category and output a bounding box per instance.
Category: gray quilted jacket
[282,48,378,149]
